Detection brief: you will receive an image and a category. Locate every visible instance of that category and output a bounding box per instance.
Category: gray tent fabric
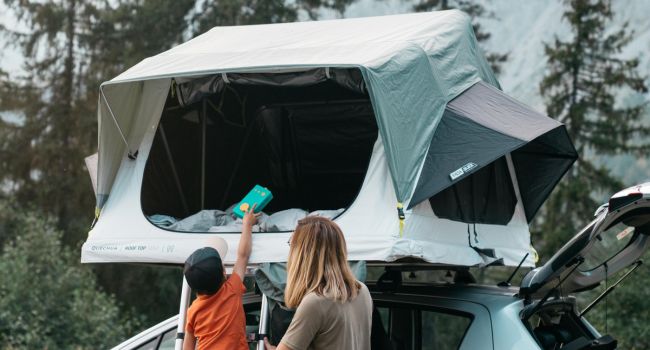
[174,68,367,107]
[410,109,525,211]
[254,261,367,306]
[409,81,578,223]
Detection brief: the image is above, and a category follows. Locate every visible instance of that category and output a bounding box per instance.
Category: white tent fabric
[83,129,533,266]
[82,11,540,267]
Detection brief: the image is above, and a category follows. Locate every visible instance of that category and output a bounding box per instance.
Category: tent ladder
[174,277,192,350]
[201,100,207,209]
[257,293,269,350]
[159,124,190,216]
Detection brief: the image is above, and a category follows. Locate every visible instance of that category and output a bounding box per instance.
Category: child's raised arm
[233,205,258,278]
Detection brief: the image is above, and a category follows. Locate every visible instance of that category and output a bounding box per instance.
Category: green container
[233,185,273,218]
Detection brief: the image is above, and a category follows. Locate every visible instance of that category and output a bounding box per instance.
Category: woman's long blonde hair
[284,216,360,308]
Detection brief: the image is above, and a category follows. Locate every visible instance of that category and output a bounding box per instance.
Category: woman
[264,216,372,350]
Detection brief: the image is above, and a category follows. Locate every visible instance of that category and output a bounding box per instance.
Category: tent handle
[100,86,135,157]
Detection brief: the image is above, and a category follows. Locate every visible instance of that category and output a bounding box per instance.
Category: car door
[521,183,650,297]
[371,293,493,350]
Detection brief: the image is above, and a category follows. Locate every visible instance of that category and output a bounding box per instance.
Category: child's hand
[243,204,260,228]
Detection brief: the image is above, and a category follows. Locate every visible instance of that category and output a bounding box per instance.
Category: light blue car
[113,183,650,350]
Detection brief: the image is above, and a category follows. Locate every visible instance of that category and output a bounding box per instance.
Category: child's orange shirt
[186,274,248,350]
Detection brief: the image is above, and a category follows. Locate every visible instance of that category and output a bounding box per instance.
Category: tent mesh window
[428,156,517,225]
[141,72,378,222]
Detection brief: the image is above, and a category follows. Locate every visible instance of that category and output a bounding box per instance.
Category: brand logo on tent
[449,162,477,181]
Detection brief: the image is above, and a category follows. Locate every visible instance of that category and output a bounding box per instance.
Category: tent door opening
[141,69,378,233]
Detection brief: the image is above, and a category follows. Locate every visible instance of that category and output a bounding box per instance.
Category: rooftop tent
[81,11,575,267]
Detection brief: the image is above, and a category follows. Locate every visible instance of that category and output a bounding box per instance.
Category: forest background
[0,0,649,349]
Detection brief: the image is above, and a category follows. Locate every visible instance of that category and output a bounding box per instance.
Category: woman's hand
[264,337,277,350]
[264,337,292,350]
[243,204,260,228]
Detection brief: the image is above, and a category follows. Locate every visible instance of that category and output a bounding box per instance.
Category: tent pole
[99,86,132,153]
[175,277,192,350]
[159,125,190,216]
[257,294,269,350]
[505,153,524,210]
[201,100,206,210]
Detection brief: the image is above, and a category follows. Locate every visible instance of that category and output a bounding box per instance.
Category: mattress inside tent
[141,68,378,233]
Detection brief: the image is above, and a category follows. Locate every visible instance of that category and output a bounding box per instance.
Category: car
[112,183,650,350]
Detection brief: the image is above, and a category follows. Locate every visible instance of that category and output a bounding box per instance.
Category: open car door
[521,183,650,297]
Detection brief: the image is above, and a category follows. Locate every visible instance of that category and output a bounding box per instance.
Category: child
[183,206,258,350]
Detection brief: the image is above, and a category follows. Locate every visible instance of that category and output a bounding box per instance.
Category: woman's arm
[264,337,292,350]
[266,294,322,350]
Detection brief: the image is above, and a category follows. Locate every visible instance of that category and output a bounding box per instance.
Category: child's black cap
[184,247,224,294]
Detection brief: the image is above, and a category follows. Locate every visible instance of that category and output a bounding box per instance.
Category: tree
[412,0,508,74]
[0,0,104,244]
[0,0,358,332]
[0,204,140,349]
[536,0,648,258]
[576,252,650,349]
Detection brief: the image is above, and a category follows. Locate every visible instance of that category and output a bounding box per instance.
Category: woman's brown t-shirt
[280,283,372,350]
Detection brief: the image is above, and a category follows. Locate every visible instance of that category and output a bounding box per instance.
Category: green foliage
[1,0,103,244]
[93,264,183,325]
[535,0,649,259]
[0,206,141,349]
[412,0,508,74]
[576,254,650,349]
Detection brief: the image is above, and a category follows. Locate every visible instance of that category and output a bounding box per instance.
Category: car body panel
[521,183,650,297]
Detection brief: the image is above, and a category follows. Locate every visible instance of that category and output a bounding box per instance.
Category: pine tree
[0,0,103,243]
[0,0,198,244]
[536,0,648,258]
[412,0,508,74]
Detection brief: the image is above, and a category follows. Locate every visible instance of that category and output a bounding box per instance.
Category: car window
[133,337,158,350]
[421,310,471,350]
[580,208,650,271]
[375,303,472,350]
[580,221,635,271]
[245,302,262,350]
[157,328,175,350]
